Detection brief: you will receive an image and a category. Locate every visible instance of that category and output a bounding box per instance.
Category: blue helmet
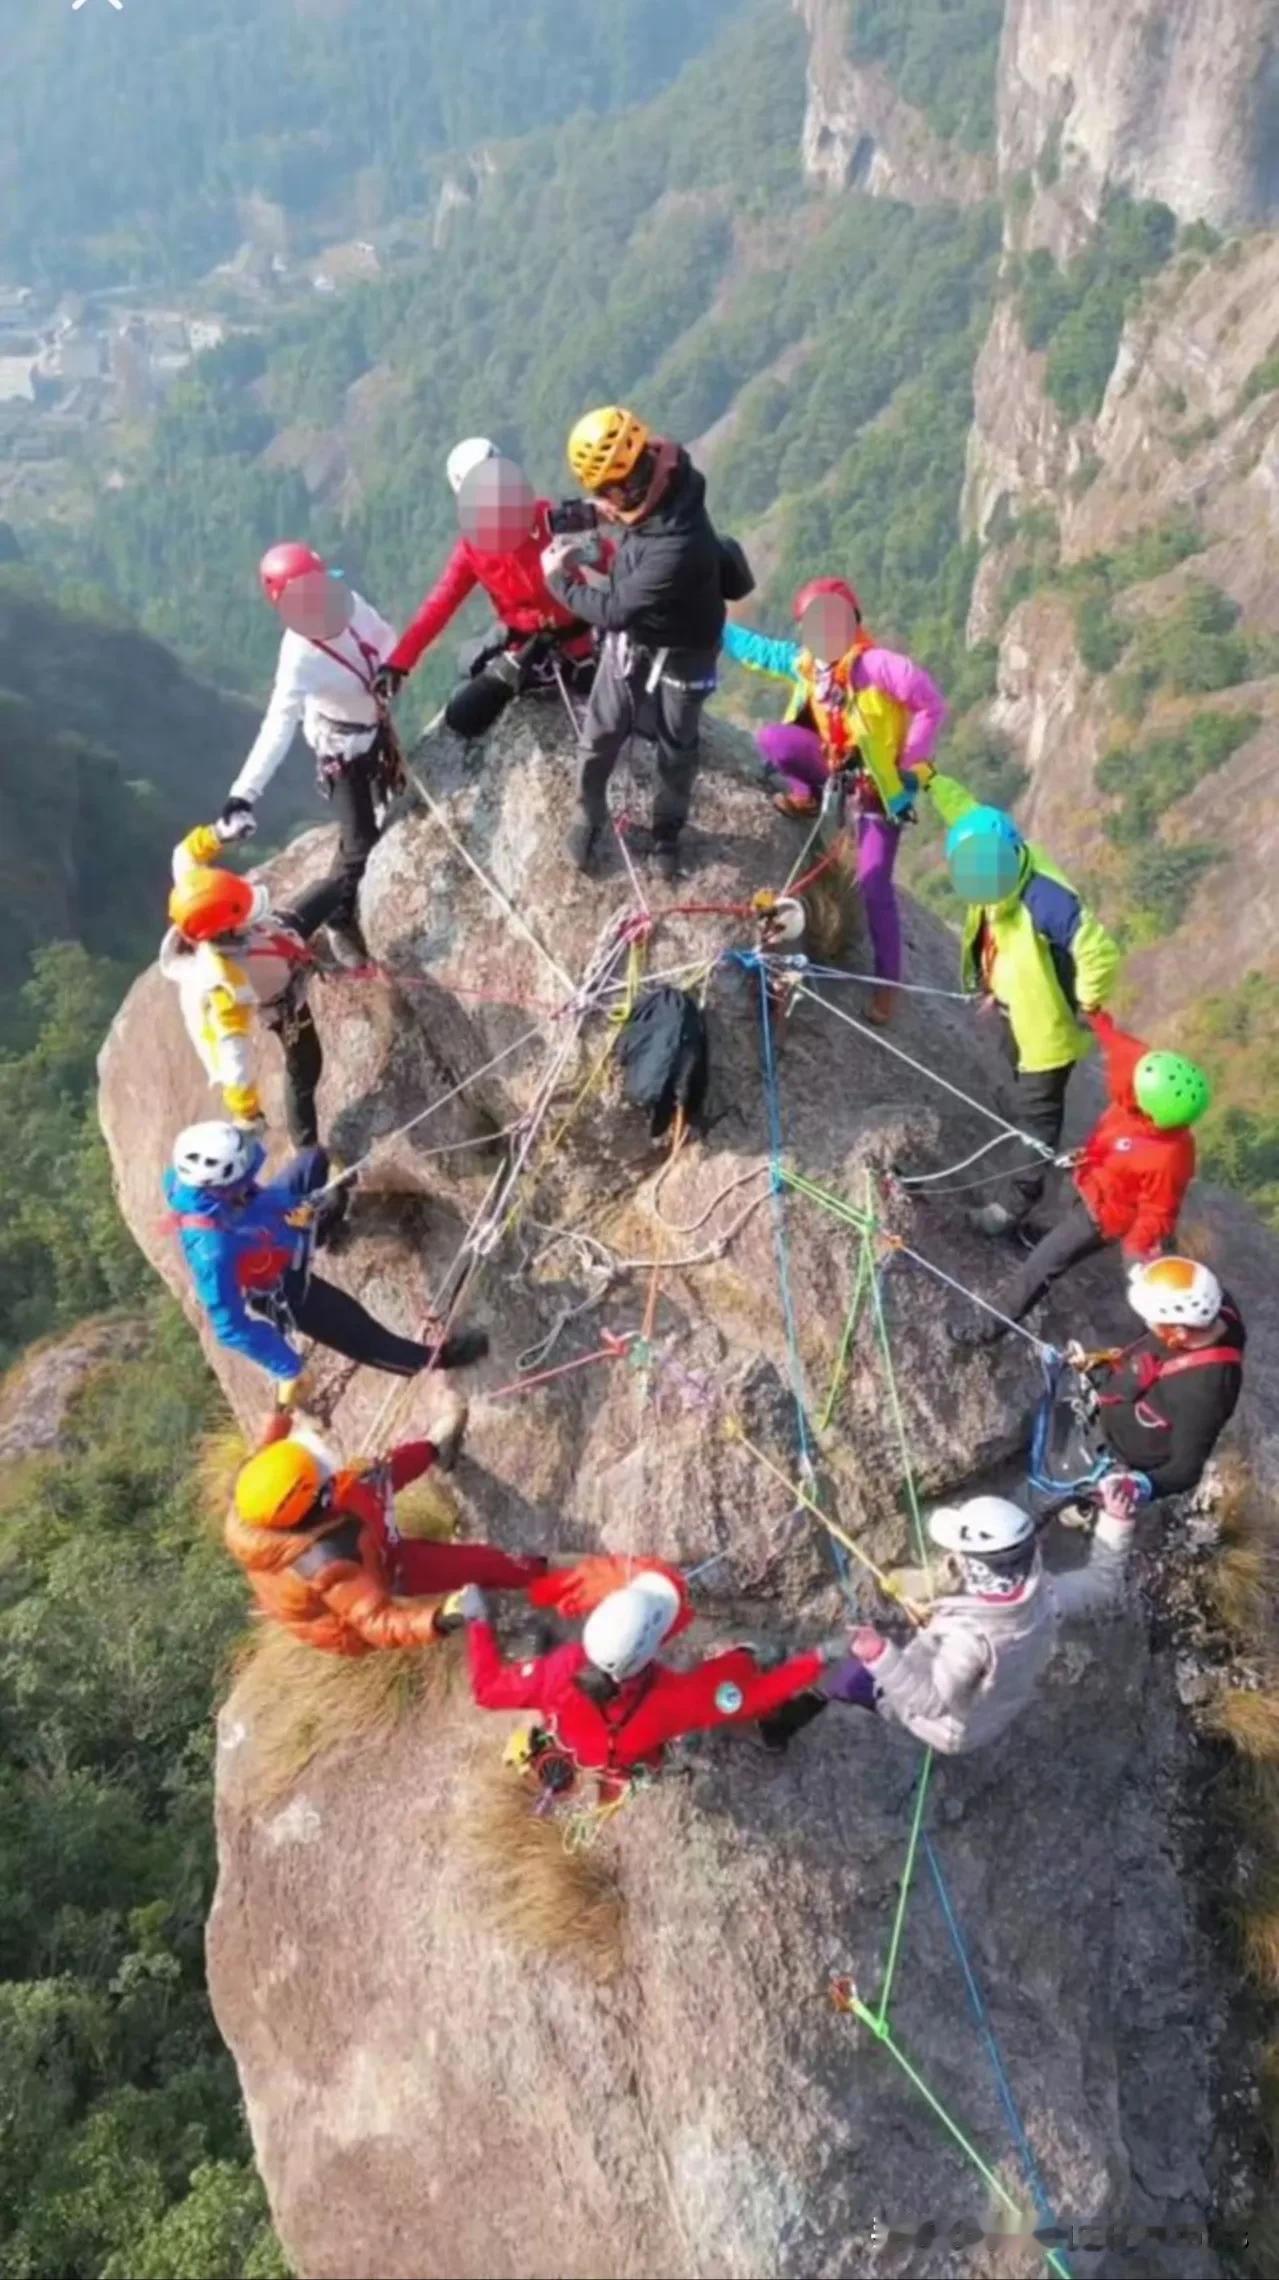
[945,806,1025,905]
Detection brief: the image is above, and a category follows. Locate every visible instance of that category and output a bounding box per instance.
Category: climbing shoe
[433,1590,467,1637]
[430,1387,469,1472]
[431,1326,491,1372]
[758,1692,828,1751]
[652,837,681,885]
[772,791,820,819]
[865,986,896,1027]
[566,816,603,873]
[967,1200,1019,1238]
[325,915,369,970]
[946,1311,1005,1352]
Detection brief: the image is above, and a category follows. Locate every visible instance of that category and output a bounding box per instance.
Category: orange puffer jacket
[226,1451,444,1657]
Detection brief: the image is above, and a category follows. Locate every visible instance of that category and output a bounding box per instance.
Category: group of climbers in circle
[140,395,1247,1799]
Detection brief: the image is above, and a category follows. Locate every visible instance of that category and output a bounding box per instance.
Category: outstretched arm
[386,545,479,675]
[720,622,803,681]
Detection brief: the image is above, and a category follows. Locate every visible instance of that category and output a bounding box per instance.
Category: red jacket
[387,502,592,673]
[468,1624,825,1776]
[1073,1013,1196,1255]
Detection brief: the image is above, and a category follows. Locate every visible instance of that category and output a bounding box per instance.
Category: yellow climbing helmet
[234,1440,325,1531]
[567,406,650,493]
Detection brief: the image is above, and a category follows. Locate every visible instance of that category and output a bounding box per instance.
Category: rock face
[100,700,1279,2278]
[795,0,993,203]
[0,1317,145,1465]
[1000,0,1279,235]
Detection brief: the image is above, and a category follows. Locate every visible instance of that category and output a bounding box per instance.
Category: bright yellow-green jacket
[929,772,1120,1074]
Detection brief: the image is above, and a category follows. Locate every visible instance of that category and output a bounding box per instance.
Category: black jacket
[548,452,726,653]
[1095,1298,1245,1496]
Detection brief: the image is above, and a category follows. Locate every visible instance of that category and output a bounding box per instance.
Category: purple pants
[757,722,902,982]
[821,1654,879,1710]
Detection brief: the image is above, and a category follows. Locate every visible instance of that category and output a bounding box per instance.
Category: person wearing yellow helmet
[161,820,330,1147]
[226,1411,547,1656]
[544,406,751,881]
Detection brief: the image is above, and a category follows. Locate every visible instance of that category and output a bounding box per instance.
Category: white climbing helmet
[1127,1256,1223,1330]
[172,1119,255,1191]
[928,1495,1035,1560]
[582,1571,682,1682]
[446,436,499,495]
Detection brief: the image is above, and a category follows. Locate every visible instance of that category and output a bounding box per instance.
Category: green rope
[874,1750,933,2030]
[844,1996,1071,2280]
[818,1230,873,1431]
[863,1175,932,1587]
[780,1165,871,1234]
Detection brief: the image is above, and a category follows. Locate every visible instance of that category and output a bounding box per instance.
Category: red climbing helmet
[259,541,328,607]
[793,576,861,624]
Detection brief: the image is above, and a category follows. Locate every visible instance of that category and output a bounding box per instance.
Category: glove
[849,1625,888,1664]
[458,1584,489,1624]
[886,787,917,824]
[908,760,936,789]
[233,1112,268,1145]
[372,664,405,701]
[1098,1470,1150,1521]
[540,535,583,583]
[218,797,257,842]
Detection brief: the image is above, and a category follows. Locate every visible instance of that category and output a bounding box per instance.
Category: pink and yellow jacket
[723,620,947,814]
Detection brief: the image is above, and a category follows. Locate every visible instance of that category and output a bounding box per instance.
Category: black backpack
[615,986,710,1138]
[718,535,755,602]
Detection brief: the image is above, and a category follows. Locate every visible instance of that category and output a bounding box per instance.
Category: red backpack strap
[1149,1345,1243,1383]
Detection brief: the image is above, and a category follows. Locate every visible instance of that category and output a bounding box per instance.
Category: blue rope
[922,1830,1069,2264]
[751,958,854,1595]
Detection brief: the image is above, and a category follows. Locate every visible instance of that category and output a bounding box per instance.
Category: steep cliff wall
[796,0,994,201]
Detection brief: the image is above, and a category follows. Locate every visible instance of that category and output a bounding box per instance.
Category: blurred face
[947,837,1023,906]
[1153,1322,1193,1350]
[275,569,353,639]
[457,456,537,552]
[800,593,859,664]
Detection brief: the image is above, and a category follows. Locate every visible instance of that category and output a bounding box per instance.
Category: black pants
[1002,1197,1109,1324]
[1009,1061,1072,1215]
[577,639,715,846]
[290,755,381,935]
[284,1268,432,1377]
[265,999,323,1150]
[446,632,596,742]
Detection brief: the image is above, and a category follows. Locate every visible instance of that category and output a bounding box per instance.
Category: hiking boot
[947,1311,1005,1352]
[430,1386,469,1472]
[325,914,369,969]
[566,816,603,873]
[967,1200,1019,1238]
[433,1590,467,1637]
[651,837,681,884]
[758,1692,828,1752]
[865,986,896,1027]
[772,791,820,819]
[430,1326,491,1372]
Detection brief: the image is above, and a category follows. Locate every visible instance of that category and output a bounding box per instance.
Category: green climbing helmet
[1133,1050,1211,1131]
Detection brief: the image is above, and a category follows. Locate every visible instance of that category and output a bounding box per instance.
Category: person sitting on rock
[165,1121,488,1389]
[542,406,733,884]
[1054,1256,1245,1508]
[162,821,330,1151]
[373,438,606,741]
[927,781,1119,1233]
[722,577,947,1026]
[459,1565,832,1791]
[951,1015,1209,1348]
[760,1493,1134,1758]
[217,544,401,967]
[226,1412,547,1655]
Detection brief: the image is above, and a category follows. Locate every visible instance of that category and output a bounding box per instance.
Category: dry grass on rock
[227,1622,460,1808]
[455,1758,624,1979]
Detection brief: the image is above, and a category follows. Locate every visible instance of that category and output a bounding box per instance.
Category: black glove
[372,664,405,701]
[218,797,257,842]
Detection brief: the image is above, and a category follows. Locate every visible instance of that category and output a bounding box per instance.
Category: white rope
[894,1132,1026,1187]
[313,1021,551,1196]
[787,961,971,1003]
[883,1237,1057,1357]
[792,982,1058,1161]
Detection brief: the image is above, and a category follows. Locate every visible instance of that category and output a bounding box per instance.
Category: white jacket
[229,592,397,805]
[870,1518,1132,1756]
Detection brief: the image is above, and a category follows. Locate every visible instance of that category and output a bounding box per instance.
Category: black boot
[565,816,603,873]
[947,1311,1006,1352]
[430,1327,491,1371]
[757,1691,829,1752]
[325,913,369,969]
[652,836,681,885]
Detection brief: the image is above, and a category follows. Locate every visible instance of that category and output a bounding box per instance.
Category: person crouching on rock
[162,821,329,1151]
[372,438,607,741]
[227,1411,546,1654]
[950,1014,1209,1348]
[759,1494,1134,1758]
[722,577,948,1027]
[1054,1256,1245,1513]
[458,1565,833,1793]
[165,1121,489,1390]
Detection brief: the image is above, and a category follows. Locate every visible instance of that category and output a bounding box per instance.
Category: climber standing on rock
[926,775,1119,1232]
[722,577,947,1024]
[218,544,401,968]
[226,1416,547,1655]
[759,1493,1135,1758]
[162,820,331,1150]
[543,406,748,883]
[372,439,607,740]
[459,1565,832,1795]
[164,1122,489,1391]
[951,1013,1209,1347]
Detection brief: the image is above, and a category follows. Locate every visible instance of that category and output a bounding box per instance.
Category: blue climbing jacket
[163,1144,327,1379]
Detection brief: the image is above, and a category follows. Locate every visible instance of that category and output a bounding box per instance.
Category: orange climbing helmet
[234,1440,328,1531]
[169,866,268,942]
